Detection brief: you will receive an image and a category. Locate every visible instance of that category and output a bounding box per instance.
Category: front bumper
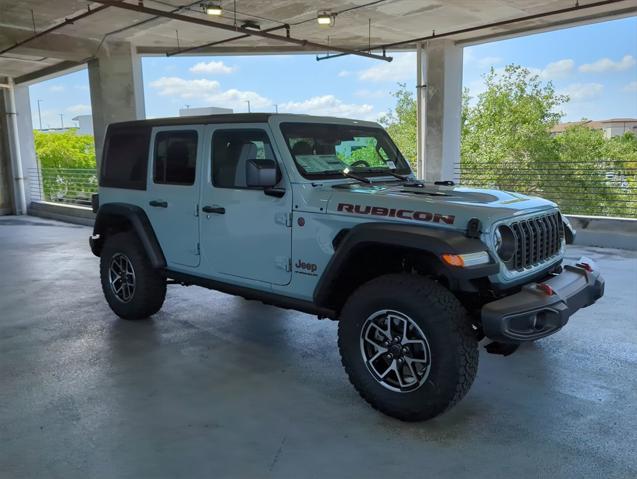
[481,258,604,343]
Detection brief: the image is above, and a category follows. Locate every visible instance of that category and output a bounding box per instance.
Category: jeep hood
[323,181,557,230]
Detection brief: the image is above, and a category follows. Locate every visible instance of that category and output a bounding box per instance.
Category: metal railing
[455,159,637,218]
[27,162,637,218]
[29,168,97,208]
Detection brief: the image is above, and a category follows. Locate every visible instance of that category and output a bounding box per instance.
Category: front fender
[313,222,498,308]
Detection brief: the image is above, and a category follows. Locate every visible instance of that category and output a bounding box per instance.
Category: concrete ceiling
[0,0,635,81]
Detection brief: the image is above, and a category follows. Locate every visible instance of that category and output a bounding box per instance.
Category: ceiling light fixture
[317,12,335,27]
[203,3,223,16]
[241,21,261,31]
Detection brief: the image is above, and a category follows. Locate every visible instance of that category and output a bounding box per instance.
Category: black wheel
[100,232,166,320]
[338,274,478,421]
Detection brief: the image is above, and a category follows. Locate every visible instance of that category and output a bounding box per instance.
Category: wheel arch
[90,202,166,269]
[314,222,498,313]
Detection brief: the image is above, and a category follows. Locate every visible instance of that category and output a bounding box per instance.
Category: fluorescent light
[317,12,334,26]
[242,21,261,31]
[205,4,222,16]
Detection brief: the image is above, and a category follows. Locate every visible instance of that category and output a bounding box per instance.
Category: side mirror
[246,159,280,188]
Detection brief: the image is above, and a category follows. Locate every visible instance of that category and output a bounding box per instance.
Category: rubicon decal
[337,203,455,225]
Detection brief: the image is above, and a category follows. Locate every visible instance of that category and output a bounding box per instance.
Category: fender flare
[313,222,498,308]
[91,203,166,269]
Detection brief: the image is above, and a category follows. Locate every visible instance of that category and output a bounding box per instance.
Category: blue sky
[29,16,637,129]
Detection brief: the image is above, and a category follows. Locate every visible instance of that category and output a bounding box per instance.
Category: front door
[199,126,292,285]
[146,126,202,268]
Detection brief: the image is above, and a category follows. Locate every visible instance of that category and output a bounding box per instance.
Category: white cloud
[279,95,375,120]
[465,49,502,68]
[540,59,575,79]
[358,52,415,82]
[149,76,271,111]
[560,83,604,102]
[579,54,636,73]
[49,85,65,92]
[66,104,91,115]
[337,70,351,77]
[354,89,387,99]
[189,60,237,75]
[623,81,637,92]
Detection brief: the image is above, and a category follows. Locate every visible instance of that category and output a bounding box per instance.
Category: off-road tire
[100,232,166,320]
[338,274,478,421]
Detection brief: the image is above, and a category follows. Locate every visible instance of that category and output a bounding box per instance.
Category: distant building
[179,106,233,117]
[551,118,637,138]
[72,115,94,135]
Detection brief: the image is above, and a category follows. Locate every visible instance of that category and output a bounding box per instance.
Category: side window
[153,131,198,185]
[101,126,150,190]
[212,129,275,188]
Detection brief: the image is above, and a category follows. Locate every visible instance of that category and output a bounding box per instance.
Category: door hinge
[275,212,293,227]
[195,204,200,217]
[275,256,292,271]
[196,242,200,255]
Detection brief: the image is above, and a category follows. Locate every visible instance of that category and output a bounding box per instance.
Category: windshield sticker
[386,161,396,169]
[337,202,455,224]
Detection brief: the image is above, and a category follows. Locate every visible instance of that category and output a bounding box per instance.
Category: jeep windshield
[280,122,412,180]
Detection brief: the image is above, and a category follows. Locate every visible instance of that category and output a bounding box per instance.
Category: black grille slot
[508,212,564,271]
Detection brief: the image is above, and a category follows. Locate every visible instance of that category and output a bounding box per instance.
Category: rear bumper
[481,258,604,343]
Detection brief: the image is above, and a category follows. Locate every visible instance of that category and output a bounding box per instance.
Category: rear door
[146,126,203,268]
[199,125,292,285]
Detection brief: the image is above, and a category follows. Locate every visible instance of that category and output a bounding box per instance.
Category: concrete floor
[1,216,636,479]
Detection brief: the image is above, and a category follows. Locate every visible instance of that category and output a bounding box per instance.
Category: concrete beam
[416,39,463,182]
[88,41,145,165]
[0,26,99,62]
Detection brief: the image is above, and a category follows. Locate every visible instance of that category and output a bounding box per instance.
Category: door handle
[149,200,168,208]
[202,205,225,214]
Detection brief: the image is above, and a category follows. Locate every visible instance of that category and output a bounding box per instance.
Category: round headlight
[494,225,516,262]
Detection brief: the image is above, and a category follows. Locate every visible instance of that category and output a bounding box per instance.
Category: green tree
[380,64,637,217]
[379,83,417,169]
[33,129,96,169]
[461,65,567,190]
[33,130,97,204]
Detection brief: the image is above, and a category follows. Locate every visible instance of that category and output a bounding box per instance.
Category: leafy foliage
[33,130,97,205]
[380,65,637,217]
[379,83,417,169]
[33,129,96,169]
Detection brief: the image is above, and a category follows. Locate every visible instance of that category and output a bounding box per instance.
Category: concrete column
[13,84,38,205]
[88,41,145,165]
[1,79,27,214]
[416,39,463,182]
[0,81,14,215]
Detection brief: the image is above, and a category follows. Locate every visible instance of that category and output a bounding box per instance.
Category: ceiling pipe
[0,4,111,56]
[91,0,392,62]
[316,0,634,61]
[167,24,289,56]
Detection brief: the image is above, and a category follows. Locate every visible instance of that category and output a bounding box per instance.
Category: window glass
[153,131,198,185]
[280,123,410,179]
[212,130,275,188]
[101,126,150,189]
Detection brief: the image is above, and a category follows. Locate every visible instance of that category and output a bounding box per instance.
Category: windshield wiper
[341,168,372,184]
[385,170,410,181]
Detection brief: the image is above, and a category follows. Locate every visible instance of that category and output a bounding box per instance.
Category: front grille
[509,212,564,271]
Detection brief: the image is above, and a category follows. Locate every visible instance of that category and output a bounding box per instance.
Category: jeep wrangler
[90,113,604,421]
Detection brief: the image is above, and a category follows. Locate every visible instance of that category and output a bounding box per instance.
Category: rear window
[153,131,198,185]
[100,126,150,189]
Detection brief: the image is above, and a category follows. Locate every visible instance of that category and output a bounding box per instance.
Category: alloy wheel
[359,309,432,393]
